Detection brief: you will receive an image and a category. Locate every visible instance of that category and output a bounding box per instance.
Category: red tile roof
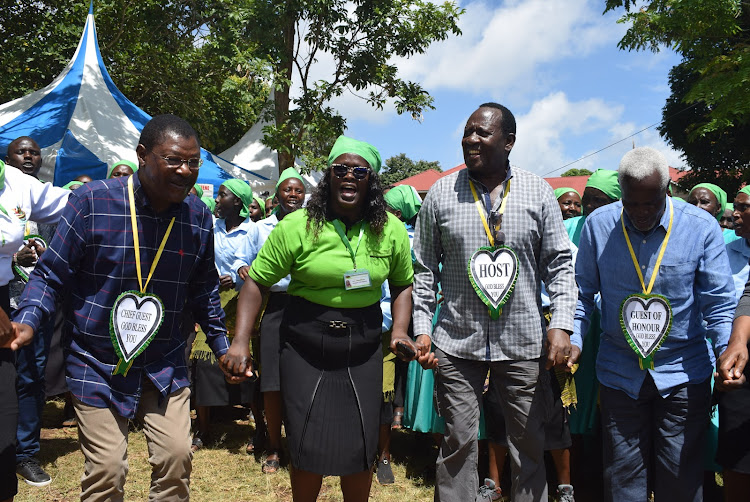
[394,164,688,194]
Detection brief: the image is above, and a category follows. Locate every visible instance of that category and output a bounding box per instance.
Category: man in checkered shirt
[10,114,230,501]
[412,103,577,501]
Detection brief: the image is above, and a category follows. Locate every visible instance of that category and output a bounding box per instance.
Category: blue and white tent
[0,4,271,195]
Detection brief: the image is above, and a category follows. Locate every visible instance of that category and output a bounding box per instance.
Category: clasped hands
[390,333,438,370]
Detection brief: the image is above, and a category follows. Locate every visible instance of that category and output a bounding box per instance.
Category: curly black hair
[306,167,389,240]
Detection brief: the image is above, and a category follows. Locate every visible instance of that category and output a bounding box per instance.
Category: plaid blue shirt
[14,173,229,418]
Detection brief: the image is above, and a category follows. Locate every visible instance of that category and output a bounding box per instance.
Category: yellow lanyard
[469,179,510,247]
[127,176,175,294]
[620,197,673,295]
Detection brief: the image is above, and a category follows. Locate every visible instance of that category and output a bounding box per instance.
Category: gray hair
[617,147,670,189]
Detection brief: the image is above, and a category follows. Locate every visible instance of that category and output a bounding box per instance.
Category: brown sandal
[391,410,404,430]
[262,451,280,474]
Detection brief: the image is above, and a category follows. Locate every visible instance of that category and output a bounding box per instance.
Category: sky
[316,0,684,178]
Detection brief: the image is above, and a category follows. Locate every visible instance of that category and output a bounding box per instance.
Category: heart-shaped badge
[468,246,519,319]
[620,294,672,368]
[110,291,164,375]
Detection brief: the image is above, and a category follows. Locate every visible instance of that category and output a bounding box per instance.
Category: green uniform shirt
[248,209,413,308]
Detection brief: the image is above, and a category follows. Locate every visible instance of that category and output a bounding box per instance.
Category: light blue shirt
[727,237,750,302]
[572,198,735,399]
[214,217,258,289]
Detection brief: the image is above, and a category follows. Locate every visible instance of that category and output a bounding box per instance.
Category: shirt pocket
[655,262,696,305]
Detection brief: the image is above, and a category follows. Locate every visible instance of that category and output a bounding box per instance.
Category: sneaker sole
[17,474,52,487]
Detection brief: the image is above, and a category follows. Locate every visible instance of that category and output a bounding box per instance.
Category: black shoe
[376,458,395,484]
[16,457,51,486]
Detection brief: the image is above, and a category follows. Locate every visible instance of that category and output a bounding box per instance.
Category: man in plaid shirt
[412,103,577,501]
[10,114,230,501]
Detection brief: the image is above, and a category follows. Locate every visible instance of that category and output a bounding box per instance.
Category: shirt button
[642,240,647,244]
[641,265,646,269]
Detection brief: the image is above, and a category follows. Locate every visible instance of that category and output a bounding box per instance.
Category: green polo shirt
[248,209,413,308]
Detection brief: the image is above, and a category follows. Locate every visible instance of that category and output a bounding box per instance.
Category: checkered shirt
[412,166,576,361]
[14,173,228,418]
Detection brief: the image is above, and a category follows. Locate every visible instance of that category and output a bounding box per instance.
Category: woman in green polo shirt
[224,135,419,501]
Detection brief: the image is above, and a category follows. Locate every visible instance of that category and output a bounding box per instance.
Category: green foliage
[659,62,750,195]
[604,0,750,138]
[231,0,464,172]
[561,168,592,177]
[380,153,440,185]
[0,0,268,152]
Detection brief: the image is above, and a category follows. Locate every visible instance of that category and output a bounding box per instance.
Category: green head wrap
[192,184,204,198]
[107,159,138,178]
[200,196,216,213]
[0,160,6,190]
[62,180,84,190]
[253,195,266,217]
[553,187,580,200]
[276,167,305,192]
[384,185,422,222]
[739,186,750,198]
[585,169,621,200]
[327,135,382,174]
[690,183,727,221]
[222,179,253,219]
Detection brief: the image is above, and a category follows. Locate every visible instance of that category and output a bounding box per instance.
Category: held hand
[545,328,572,370]
[219,354,253,384]
[1,323,35,350]
[415,334,438,370]
[29,239,46,256]
[0,310,13,347]
[237,266,249,281]
[16,243,38,267]
[390,334,418,362]
[218,275,235,290]
[716,342,748,391]
[220,342,251,377]
[566,345,581,373]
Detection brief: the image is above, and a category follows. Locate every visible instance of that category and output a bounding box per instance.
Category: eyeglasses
[157,155,203,170]
[331,164,370,180]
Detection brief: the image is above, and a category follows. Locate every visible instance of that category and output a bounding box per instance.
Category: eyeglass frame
[330,164,370,180]
[156,154,203,170]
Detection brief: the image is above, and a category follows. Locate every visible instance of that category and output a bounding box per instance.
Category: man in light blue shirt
[570,147,735,502]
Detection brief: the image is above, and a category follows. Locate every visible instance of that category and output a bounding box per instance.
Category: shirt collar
[466,162,513,191]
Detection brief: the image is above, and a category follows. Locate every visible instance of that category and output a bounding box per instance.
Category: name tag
[620,293,672,370]
[344,269,371,290]
[110,291,165,376]
[468,246,519,319]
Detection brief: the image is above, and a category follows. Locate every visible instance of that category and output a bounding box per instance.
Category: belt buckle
[328,320,348,329]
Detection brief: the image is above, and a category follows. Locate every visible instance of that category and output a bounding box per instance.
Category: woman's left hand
[218,274,235,290]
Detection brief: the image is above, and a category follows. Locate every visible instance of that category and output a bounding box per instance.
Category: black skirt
[192,358,255,407]
[716,362,750,473]
[280,297,382,476]
[259,292,290,393]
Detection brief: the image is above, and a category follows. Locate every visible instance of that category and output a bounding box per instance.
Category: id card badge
[344,269,371,290]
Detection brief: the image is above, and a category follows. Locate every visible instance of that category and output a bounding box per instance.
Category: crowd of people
[0,103,749,502]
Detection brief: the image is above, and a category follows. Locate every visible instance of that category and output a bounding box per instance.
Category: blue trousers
[600,374,710,502]
[15,319,52,461]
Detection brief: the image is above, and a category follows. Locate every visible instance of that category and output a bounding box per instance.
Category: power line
[542,102,700,177]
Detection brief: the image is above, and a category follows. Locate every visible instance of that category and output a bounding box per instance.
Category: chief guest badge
[619,197,674,370]
[467,179,518,320]
[110,176,173,376]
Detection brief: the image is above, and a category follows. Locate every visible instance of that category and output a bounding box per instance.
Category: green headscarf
[62,180,84,190]
[690,183,727,221]
[222,179,253,219]
[276,167,305,191]
[200,196,216,213]
[586,169,621,200]
[193,184,204,198]
[384,185,422,222]
[107,159,138,178]
[0,160,5,190]
[554,187,580,200]
[253,195,266,217]
[327,135,382,173]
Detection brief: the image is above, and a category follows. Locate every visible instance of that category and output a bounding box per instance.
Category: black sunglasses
[331,164,370,180]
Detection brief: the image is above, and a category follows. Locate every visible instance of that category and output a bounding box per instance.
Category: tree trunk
[275,4,296,174]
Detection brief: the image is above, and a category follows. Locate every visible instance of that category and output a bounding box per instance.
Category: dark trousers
[600,374,710,502]
[0,285,19,499]
[15,317,52,460]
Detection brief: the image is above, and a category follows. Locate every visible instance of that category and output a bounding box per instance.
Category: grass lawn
[15,400,437,502]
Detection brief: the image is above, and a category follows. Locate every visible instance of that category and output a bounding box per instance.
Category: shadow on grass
[389,429,437,487]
